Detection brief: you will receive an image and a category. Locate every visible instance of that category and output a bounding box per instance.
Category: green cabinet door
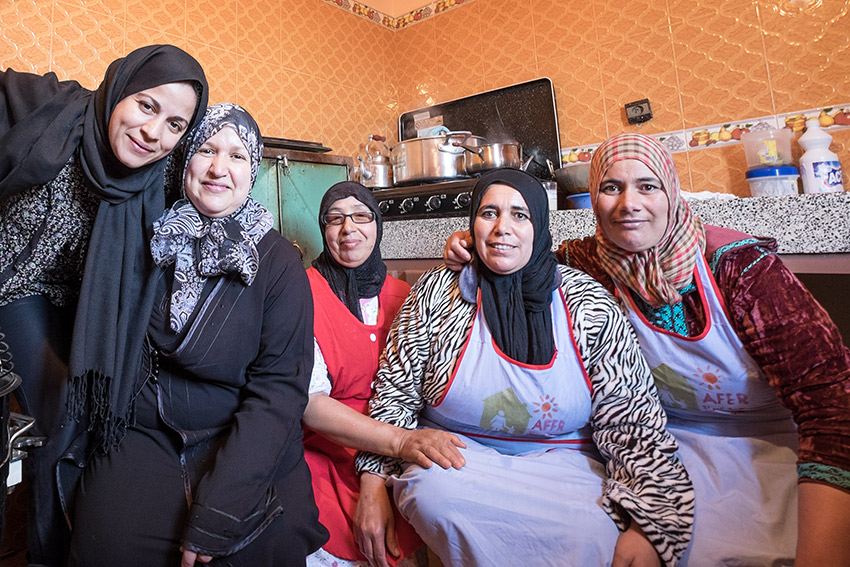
[253,150,352,268]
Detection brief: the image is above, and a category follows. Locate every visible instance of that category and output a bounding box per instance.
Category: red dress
[304,267,420,564]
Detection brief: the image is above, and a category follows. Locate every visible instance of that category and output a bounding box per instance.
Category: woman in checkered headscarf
[571,132,850,566]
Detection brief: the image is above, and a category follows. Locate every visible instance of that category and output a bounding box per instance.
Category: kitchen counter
[381,192,850,273]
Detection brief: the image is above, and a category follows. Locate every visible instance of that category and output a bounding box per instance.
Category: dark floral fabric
[0,156,99,307]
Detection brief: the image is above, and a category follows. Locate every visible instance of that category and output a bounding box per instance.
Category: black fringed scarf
[60,45,209,452]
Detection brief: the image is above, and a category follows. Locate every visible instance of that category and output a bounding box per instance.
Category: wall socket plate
[625,99,653,124]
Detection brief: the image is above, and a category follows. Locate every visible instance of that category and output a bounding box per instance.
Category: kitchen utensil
[360,134,393,188]
[553,162,591,196]
[453,140,523,173]
[390,131,484,185]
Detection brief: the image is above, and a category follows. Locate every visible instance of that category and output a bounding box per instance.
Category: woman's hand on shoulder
[179,546,212,566]
[394,427,466,469]
[612,522,661,567]
[443,230,473,271]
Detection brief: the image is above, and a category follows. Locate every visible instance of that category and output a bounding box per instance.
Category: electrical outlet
[625,99,653,124]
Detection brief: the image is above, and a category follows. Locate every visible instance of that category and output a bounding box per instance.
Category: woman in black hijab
[354,169,693,567]
[0,44,208,566]
[302,181,464,567]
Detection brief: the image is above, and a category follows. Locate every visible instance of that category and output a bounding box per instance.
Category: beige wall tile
[669,0,773,128]
[596,29,684,136]
[187,0,237,51]
[759,0,850,113]
[50,2,124,87]
[1,0,847,174]
[0,0,54,74]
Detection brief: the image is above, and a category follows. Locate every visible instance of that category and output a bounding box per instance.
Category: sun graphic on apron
[532,394,559,419]
[693,366,722,390]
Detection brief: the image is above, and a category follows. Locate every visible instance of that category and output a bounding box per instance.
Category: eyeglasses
[322,211,376,226]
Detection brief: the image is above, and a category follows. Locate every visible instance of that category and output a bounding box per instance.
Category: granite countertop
[381,192,850,260]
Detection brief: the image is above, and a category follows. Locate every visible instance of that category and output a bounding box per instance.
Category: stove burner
[374,179,478,220]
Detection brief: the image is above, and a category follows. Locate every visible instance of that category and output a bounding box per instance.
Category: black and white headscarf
[150,103,273,331]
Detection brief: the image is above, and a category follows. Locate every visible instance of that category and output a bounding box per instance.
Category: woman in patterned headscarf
[444,132,850,566]
[69,103,327,567]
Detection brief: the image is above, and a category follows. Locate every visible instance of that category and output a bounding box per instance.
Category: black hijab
[55,46,209,451]
[311,181,386,322]
[470,168,557,365]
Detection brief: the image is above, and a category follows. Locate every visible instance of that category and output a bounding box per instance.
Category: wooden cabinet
[252,148,353,267]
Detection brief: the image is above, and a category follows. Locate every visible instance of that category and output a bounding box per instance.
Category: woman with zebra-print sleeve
[355,168,693,567]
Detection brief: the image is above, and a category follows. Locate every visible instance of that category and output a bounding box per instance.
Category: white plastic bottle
[798,119,845,194]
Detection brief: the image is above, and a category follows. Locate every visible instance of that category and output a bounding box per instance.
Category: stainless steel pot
[390,132,485,185]
[454,141,523,173]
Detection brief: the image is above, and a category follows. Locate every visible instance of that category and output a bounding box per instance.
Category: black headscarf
[311,181,386,322]
[470,168,557,365]
[54,46,209,451]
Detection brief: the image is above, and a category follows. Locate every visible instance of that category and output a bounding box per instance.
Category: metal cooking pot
[390,131,485,185]
[454,141,523,174]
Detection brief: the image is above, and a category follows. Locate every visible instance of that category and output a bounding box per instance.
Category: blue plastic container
[744,166,799,197]
[566,192,592,209]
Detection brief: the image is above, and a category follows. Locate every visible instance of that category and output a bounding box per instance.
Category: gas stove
[374,178,478,221]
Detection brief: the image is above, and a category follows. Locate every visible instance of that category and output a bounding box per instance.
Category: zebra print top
[355,263,694,565]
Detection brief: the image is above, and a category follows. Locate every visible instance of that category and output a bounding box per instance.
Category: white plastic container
[745,166,800,197]
[798,119,845,194]
[741,128,793,169]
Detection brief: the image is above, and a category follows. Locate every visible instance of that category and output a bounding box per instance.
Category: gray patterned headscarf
[150,103,273,331]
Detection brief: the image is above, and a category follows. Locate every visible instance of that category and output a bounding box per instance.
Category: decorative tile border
[320,0,473,30]
[559,104,850,167]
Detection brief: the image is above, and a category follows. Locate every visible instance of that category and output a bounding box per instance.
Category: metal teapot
[358,134,393,189]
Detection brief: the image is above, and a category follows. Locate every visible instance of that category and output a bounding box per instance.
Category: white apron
[389,290,620,567]
[616,254,798,567]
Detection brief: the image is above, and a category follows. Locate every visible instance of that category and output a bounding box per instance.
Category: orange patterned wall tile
[481,64,542,95]
[537,49,607,148]
[669,0,774,129]
[672,151,693,193]
[237,0,282,66]
[594,0,671,46]
[125,22,186,55]
[279,71,327,143]
[325,85,396,158]
[237,54,284,137]
[126,0,184,38]
[280,0,329,76]
[0,0,54,74]
[531,0,598,55]
[50,2,124,87]
[476,0,536,78]
[186,41,239,105]
[759,0,850,113]
[597,30,684,136]
[56,0,125,16]
[431,2,483,96]
[187,0,238,51]
[686,143,751,196]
